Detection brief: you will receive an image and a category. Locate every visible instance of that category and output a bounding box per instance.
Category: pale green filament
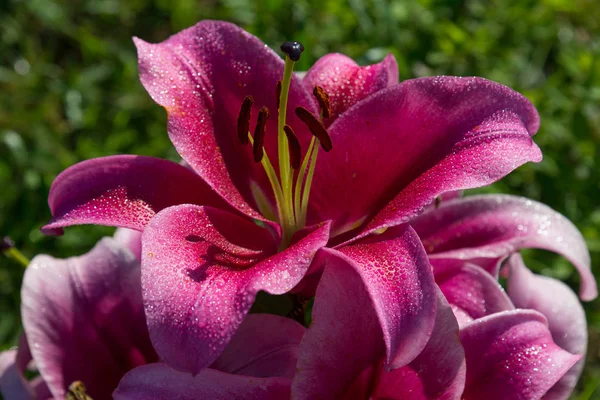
[299,137,320,228]
[294,136,316,226]
[248,134,285,227]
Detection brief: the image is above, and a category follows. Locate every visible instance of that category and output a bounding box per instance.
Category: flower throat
[236,41,332,250]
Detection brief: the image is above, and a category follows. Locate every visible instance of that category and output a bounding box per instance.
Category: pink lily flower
[40,20,543,373]
[409,194,596,398]
[292,251,584,400]
[0,233,157,400]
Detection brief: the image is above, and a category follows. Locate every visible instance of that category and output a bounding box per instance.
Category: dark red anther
[313,86,331,119]
[295,107,332,152]
[253,106,270,162]
[237,96,254,145]
[284,125,301,169]
[275,80,282,110]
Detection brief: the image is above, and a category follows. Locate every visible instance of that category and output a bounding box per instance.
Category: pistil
[237,41,332,250]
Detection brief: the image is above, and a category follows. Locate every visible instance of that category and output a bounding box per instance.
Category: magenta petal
[113,228,142,261]
[21,238,157,399]
[210,314,304,379]
[374,288,466,400]
[507,254,587,400]
[135,20,318,217]
[309,76,541,238]
[412,194,596,300]
[335,225,437,369]
[291,248,386,399]
[114,363,291,400]
[303,53,399,124]
[42,155,228,234]
[436,262,514,322]
[141,204,330,373]
[460,310,581,400]
[0,350,35,400]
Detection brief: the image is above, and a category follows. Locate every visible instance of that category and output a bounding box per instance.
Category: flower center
[237,41,332,250]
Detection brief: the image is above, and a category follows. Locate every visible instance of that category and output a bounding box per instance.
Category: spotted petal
[460,310,581,400]
[141,204,330,373]
[507,254,587,400]
[308,76,541,239]
[135,20,318,218]
[411,194,596,300]
[42,155,228,234]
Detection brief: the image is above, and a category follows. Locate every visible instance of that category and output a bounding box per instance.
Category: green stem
[5,247,29,268]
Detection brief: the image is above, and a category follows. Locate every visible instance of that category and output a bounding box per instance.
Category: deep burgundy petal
[334,225,438,369]
[373,289,466,400]
[412,194,596,300]
[211,314,304,379]
[507,254,587,400]
[141,204,329,373]
[460,310,581,400]
[21,238,157,399]
[291,247,386,399]
[308,76,541,239]
[436,262,514,322]
[303,53,399,125]
[42,155,228,234]
[113,363,291,400]
[135,20,318,217]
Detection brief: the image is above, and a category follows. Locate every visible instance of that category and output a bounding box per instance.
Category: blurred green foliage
[1,0,599,397]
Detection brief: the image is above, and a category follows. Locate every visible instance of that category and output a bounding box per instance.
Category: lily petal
[460,310,581,400]
[309,76,540,239]
[436,262,514,322]
[210,314,304,379]
[291,247,386,399]
[141,204,330,373]
[114,228,143,261]
[412,194,596,300]
[507,254,587,400]
[21,238,157,399]
[113,363,291,400]
[303,53,398,125]
[373,289,466,400]
[42,155,228,235]
[135,20,317,217]
[336,225,437,369]
[0,350,35,400]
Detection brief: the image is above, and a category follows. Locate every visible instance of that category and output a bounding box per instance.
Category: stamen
[253,106,269,163]
[275,80,282,110]
[295,107,333,151]
[280,41,304,61]
[2,236,29,268]
[283,125,301,169]
[313,86,331,118]
[237,96,254,145]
